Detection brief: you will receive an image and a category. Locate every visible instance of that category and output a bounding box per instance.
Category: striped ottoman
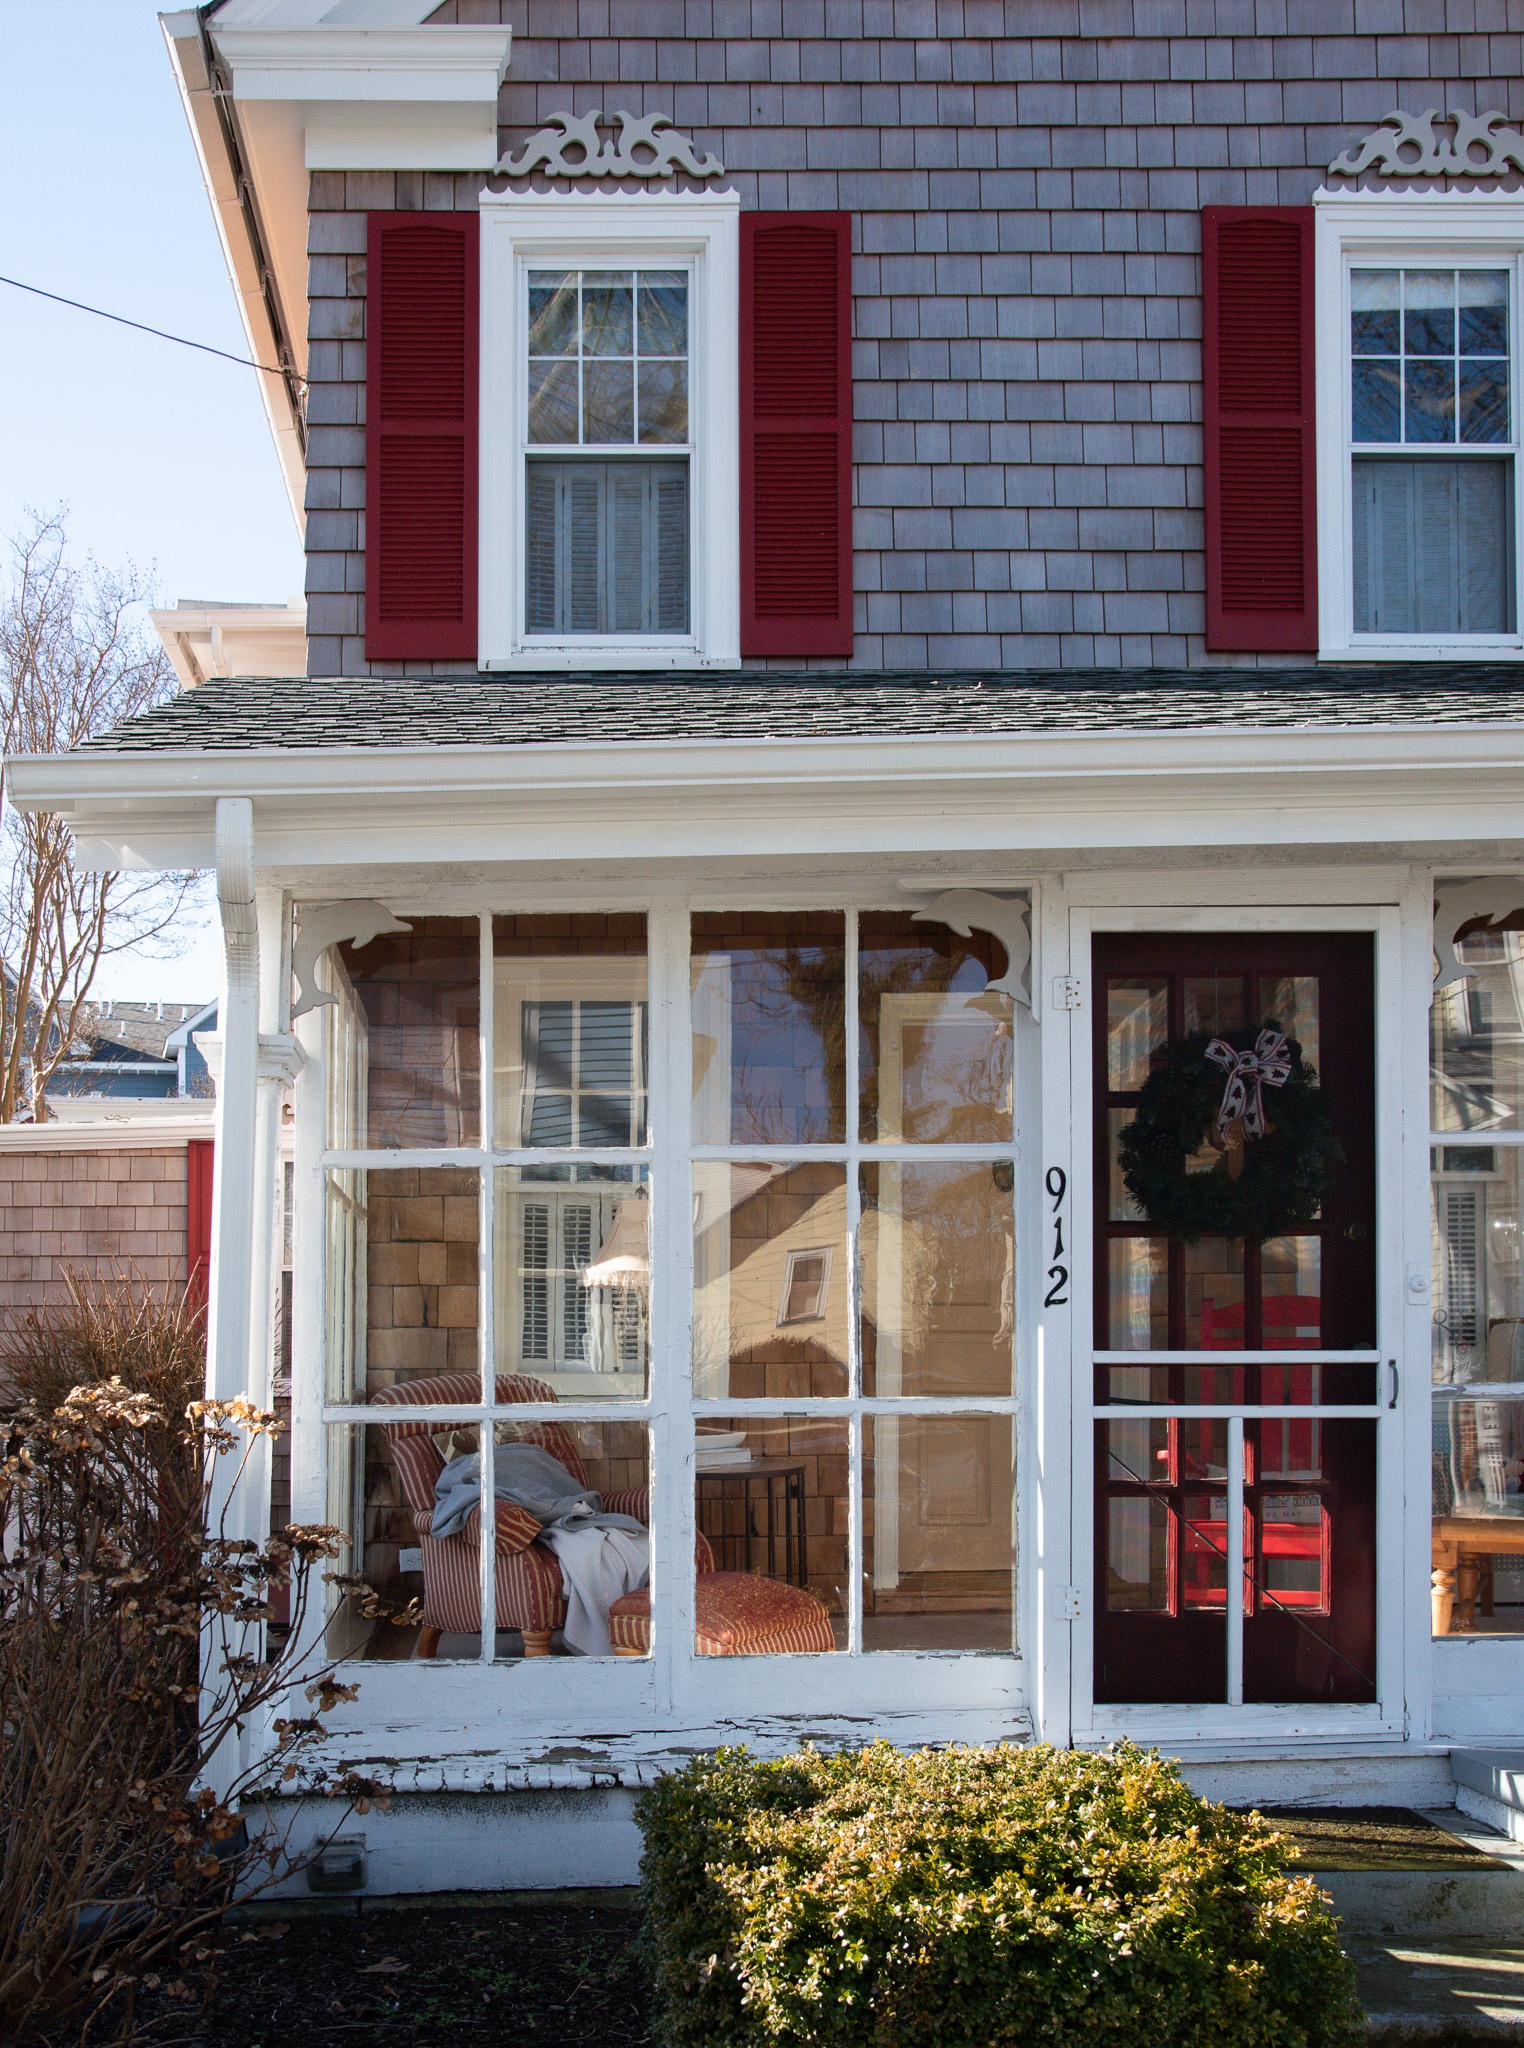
[609,1572,837,1656]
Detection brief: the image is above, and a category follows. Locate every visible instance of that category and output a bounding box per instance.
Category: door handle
[1388,1359,1399,1410]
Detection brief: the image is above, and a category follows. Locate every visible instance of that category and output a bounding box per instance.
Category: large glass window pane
[693,1416,846,1654]
[526,268,688,449]
[865,1415,1014,1651]
[693,1162,848,1398]
[1108,1237,1167,1349]
[691,913,846,1145]
[1107,978,1168,1091]
[493,915,648,1149]
[1352,456,1512,635]
[326,1166,480,1403]
[494,1167,649,1399]
[1431,931,1524,1131]
[1431,1140,1524,1635]
[857,910,1014,1142]
[859,1162,1014,1395]
[325,917,480,1150]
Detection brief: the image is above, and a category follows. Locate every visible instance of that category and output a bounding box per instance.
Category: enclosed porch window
[314,904,1020,1674]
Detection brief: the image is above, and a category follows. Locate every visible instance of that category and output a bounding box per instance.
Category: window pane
[1404,357,1455,442]
[493,915,648,1149]
[1108,1237,1167,1349]
[1183,975,1245,1037]
[1433,1396,1524,1635]
[691,913,846,1144]
[1460,271,1510,358]
[638,359,688,444]
[1432,1144,1524,1382]
[866,1415,1014,1651]
[1107,1494,1171,1611]
[495,1168,649,1399]
[527,359,578,444]
[583,359,635,442]
[527,272,577,355]
[1461,360,1510,444]
[693,1162,848,1398]
[525,459,689,635]
[1107,979,1167,1091]
[326,917,480,1149]
[1262,1235,1323,1347]
[326,1420,477,1661]
[695,1416,846,1653]
[326,1167,481,1403]
[860,1162,1014,1396]
[1351,360,1400,442]
[1184,1238,1245,1349]
[638,273,688,356]
[1352,457,1512,635]
[581,272,634,355]
[1351,268,1400,355]
[1258,973,1320,1068]
[1432,932,1524,1131]
[1404,270,1455,359]
[858,910,1014,1143]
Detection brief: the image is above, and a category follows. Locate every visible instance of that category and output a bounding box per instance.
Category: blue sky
[1,1,303,999]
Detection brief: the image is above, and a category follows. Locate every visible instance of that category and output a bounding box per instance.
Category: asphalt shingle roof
[81,666,1524,754]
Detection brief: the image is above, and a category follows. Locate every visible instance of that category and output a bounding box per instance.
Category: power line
[0,271,294,381]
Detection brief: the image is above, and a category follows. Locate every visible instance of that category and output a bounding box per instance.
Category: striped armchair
[371,1372,712,1658]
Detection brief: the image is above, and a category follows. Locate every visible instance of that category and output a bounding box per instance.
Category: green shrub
[636,1741,1362,2048]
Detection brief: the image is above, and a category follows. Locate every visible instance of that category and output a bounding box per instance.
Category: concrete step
[1453,1753,1524,1847]
[1304,1810,1524,1940]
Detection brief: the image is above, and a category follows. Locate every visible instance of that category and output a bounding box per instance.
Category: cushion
[608,1572,837,1656]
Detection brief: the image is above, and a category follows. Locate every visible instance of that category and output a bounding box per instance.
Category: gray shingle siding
[303,0,1524,678]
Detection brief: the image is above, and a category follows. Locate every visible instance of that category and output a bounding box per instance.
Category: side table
[696,1458,809,1589]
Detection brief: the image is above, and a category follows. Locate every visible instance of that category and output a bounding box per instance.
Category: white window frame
[478,190,741,670]
[1315,190,1524,661]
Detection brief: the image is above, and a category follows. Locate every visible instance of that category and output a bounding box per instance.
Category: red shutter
[187,1137,214,1314]
[365,211,479,662]
[1203,206,1317,652]
[741,212,853,658]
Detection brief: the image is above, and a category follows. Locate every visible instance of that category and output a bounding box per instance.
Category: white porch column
[208,798,260,1410]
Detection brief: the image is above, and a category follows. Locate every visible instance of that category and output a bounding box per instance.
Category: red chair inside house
[372,1372,713,1658]
[1191,1292,1328,1613]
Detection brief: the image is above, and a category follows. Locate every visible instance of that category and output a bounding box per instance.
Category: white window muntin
[1315,193,1524,659]
[479,191,740,670]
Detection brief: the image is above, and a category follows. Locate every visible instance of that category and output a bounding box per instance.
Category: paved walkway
[1354,1936,1524,2038]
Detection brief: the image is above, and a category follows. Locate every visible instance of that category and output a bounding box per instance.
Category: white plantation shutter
[1353,458,1510,633]
[525,462,689,634]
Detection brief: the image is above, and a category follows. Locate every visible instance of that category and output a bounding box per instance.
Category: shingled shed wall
[302,0,1523,679]
[0,1143,192,1330]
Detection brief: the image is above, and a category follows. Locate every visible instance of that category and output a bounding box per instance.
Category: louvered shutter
[1203,206,1317,652]
[740,212,853,658]
[365,211,479,662]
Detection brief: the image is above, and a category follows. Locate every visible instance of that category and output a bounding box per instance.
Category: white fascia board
[13,722,1524,871]
[160,12,307,526]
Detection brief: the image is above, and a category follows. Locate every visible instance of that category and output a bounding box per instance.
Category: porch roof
[78,664,1524,754]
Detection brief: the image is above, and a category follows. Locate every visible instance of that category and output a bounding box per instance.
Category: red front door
[1092,933,1378,1706]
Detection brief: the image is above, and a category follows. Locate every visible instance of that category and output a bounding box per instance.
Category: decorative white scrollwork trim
[499,109,725,182]
[912,890,1033,1010]
[1433,877,1524,990]
[291,902,413,1022]
[1329,108,1524,180]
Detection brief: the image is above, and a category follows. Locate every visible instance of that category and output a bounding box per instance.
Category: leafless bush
[0,1289,397,2045]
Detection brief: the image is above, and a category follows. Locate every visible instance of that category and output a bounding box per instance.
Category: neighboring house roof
[64,1001,208,1062]
[74,666,1524,754]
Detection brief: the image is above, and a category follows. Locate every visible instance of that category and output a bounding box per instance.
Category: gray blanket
[431,1441,644,1541]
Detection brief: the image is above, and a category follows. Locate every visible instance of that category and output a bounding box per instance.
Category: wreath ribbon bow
[1204,1029,1292,1143]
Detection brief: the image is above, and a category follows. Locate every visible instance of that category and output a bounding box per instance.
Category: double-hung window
[1316,195,1524,657]
[479,192,740,669]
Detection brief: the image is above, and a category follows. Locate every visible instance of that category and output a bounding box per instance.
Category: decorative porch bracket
[291,901,413,1021]
[911,888,1033,1009]
[1433,876,1524,990]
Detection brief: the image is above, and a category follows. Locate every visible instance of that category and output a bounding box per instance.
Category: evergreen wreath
[1116,1019,1343,1242]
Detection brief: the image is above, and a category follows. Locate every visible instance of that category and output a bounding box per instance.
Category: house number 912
[1044,1166,1069,1307]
